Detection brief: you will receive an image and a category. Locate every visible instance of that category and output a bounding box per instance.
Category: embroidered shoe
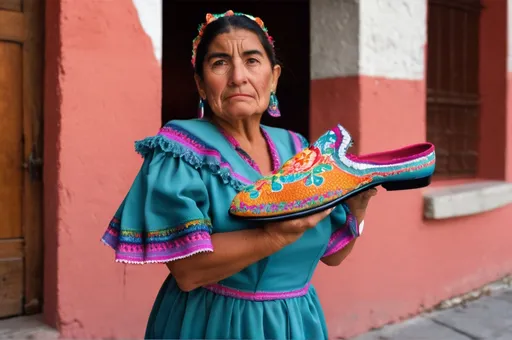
[229,124,436,221]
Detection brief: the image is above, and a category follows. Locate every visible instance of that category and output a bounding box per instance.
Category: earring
[198,97,204,119]
[267,91,281,117]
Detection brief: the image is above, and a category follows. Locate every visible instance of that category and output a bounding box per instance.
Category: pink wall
[311,76,512,338]
[44,0,165,337]
[309,1,512,337]
[43,0,512,339]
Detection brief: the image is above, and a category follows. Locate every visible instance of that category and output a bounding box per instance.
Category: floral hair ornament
[191,10,275,67]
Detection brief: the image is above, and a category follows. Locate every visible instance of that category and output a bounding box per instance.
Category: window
[426,0,482,177]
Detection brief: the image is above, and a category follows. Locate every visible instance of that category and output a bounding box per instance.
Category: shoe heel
[382,176,432,191]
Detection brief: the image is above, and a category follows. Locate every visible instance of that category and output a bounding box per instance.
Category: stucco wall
[44,0,165,337]
[310,0,425,80]
[44,0,512,339]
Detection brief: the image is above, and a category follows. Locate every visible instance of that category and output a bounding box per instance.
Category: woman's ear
[194,73,206,99]
[271,64,282,91]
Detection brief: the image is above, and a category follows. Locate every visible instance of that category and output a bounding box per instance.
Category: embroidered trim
[219,129,257,171]
[322,213,358,258]
[219,127,281,174]
[203,283,310,301]
[232,189,344,215]
[331,125,436,174]
[262,129,281,172]
[134,123,252,191]
[101,217,213,264]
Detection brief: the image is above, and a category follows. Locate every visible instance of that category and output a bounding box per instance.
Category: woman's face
[195,28,281,121]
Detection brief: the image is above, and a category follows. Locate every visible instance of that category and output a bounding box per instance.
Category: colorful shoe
[229,124,435,221]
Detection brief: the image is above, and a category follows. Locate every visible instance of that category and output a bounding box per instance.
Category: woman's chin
[224,109,263,120]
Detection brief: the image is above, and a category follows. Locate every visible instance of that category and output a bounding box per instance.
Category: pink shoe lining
[345,143,435,165]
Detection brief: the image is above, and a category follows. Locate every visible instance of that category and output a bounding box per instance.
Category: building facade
[1,0,511,339]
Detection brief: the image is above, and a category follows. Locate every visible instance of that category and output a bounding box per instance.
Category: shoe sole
[229,175,432,222]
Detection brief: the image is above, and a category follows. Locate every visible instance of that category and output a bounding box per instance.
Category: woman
[102,10,377,339]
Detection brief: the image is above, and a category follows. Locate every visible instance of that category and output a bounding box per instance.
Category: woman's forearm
[167,228,283,292]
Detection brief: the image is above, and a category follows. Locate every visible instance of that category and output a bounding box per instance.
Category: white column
[310,0,426,80]
[310,0,360,79]
[132,0,162,63]
[359,0,426,80]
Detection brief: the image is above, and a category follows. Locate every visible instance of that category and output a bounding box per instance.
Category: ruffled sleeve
[101,150,213,264]
[322,203,361,258]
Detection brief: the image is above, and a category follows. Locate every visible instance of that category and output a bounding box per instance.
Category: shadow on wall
[162,0,311,139]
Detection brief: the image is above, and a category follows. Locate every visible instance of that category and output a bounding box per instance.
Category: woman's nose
[229,60,248,85]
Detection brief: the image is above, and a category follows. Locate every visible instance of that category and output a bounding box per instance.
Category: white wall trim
[423,181,512,220]
[132,0,162,63]
[360,0,426,80]
[310,0,360,79]
[311,0,426,80]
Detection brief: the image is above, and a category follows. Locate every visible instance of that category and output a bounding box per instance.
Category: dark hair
[194,15,278,79]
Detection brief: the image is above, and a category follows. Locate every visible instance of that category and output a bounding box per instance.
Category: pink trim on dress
[203,283,311,301]
[218,126,281,174]
[322,227,356,257]
[262,128,281,172]
[102,217,214,264]
[219,129,261,171]
[323,214,358,257]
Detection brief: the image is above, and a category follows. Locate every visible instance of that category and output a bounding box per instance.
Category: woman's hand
[168,208,334,291]
[263,208,334,249]
[344,188,378,223]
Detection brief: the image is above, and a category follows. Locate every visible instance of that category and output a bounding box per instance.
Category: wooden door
[0,0,44,317]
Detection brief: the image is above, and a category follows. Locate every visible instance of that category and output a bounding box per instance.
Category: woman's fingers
[303,207,334,228]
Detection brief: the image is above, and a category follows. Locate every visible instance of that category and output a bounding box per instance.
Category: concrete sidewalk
[0,315,58,340]
[352,283,512,340]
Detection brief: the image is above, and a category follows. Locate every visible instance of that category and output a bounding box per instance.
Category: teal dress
[101,119,360,339]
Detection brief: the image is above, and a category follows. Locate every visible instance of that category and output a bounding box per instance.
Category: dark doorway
[162,0,310,138]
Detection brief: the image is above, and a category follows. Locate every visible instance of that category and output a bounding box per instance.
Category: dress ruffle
[102,217,213,264]
[135,124,252,191]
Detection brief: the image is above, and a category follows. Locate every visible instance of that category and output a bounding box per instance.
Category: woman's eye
[213,60,227,66]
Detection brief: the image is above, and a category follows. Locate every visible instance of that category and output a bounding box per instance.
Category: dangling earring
[198,97,205,119]
[267,91,281,117]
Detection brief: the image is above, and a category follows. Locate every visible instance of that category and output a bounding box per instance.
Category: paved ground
[0,315,58,340]
[352,285,512,340]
